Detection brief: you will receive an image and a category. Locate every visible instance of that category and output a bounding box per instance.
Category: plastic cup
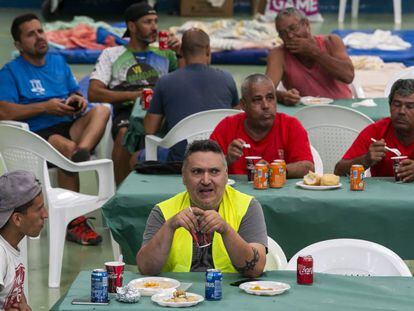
[391,156,408,182]
[245,156,262,182]
[105,261,125,293]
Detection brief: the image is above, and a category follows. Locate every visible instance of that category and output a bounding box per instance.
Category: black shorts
[111,105,133,140]
[36,121,74,141]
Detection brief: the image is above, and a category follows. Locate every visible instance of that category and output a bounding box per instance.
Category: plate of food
[301,96,334,106]
[227,178,236,186]
[128,277,180,296]
[296,171,341,190]
[239,281,290,296]
[151,290,204,307]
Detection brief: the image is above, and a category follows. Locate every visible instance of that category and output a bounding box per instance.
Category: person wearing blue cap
[88,1,182,186]
[0,170,48,311]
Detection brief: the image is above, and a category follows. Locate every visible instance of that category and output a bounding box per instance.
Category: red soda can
[158,30,169,50]
[141,88,153,110]
[297,255,313,285]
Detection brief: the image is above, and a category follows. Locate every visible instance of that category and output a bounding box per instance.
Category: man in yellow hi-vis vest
[136,140,268,277]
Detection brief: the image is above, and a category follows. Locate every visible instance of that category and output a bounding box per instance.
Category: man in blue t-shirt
[131,28,240,166]
[0,14,110,245]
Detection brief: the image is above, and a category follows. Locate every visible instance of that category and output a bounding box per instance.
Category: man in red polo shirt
[210,73,314,177]
[335,79,414,182]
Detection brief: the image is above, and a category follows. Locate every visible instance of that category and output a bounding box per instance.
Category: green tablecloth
[122,98,390,153]
[51,270,414,310]
[102,173,414,265]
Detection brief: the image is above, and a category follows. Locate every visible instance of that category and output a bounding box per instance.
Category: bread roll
[303,171,321,186]
[320,174,340,186]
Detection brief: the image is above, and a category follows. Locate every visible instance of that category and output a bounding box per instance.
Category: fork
[370,138,402,156]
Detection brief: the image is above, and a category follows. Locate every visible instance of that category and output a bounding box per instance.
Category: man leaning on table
[210,73,314,178]
[265,7,353,106]
[136,140,267,277]
[335,79,414,182]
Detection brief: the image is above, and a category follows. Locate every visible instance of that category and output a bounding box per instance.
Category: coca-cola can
[297,255,313,285]
[158,30,169,50]
[141,88,153,110]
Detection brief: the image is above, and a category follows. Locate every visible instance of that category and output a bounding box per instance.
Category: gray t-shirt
[142,199,268,272]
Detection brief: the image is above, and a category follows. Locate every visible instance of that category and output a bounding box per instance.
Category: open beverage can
[205,269,222,300]
[297,255,313,285]
[254,163,268,189]
[269,160,286,188]
[350,164,365,191]
[91,269,108,302]
[141,88,153,110]
[158,30,169,50]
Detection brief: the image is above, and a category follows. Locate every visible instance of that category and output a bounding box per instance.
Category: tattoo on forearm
[235,247,260,273]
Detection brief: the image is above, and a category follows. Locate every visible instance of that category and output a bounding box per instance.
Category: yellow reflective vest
[159,185,253,273]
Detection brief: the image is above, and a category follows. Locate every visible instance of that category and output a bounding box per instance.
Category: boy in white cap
[0,170,48,311]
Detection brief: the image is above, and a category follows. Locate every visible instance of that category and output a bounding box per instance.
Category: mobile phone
[71,297,109,305]
[68,101,81,111]
[230,278,261,286]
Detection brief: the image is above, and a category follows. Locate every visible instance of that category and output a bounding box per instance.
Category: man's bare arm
[334,156,367,176]
[265,47,284,88]
[0,99,75,120]
[286,160,314,178]
[313,35,354,84]
[199,210,266,278]
[144,113,163,134]
[137,207,199,275]
[266,48,300,106]
[136,221,176,275]
[221,227,266,278]
[88,79,141,104]
[335,140,386,176]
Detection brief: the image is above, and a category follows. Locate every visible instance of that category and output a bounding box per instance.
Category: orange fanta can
[269,160,286,188]
[254,163,268,189]
[350,164,365,191]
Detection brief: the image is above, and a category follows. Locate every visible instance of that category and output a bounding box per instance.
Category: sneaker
[71,148,90,163]
[66,216,102,245]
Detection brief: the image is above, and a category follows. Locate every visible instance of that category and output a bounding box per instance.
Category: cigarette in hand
[243,143,251,148]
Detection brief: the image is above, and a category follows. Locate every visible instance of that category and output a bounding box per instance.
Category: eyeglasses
[278,21,303,37]
[390,101,414,110]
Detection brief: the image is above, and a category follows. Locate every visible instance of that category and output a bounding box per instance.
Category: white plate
[227,178,235,186]
[151,292,204,308]
[128,277,180,296]
[239,281,290,296]
[301,96,334,106]
[296,181,342,190]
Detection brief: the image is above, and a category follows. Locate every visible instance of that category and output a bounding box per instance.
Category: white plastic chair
[295,105,373,173]
[384,66,414,97]
[145,109,240,160]
[264,236,288,271]
[338,0,401,24]
[286,238,411,277]
[0,125,116,287]
[310,145,323,175]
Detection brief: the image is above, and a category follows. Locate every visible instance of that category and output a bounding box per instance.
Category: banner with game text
[262,0,323,22]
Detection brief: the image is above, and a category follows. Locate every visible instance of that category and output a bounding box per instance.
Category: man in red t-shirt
[210,73,314,177]
[335,79,414,182]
